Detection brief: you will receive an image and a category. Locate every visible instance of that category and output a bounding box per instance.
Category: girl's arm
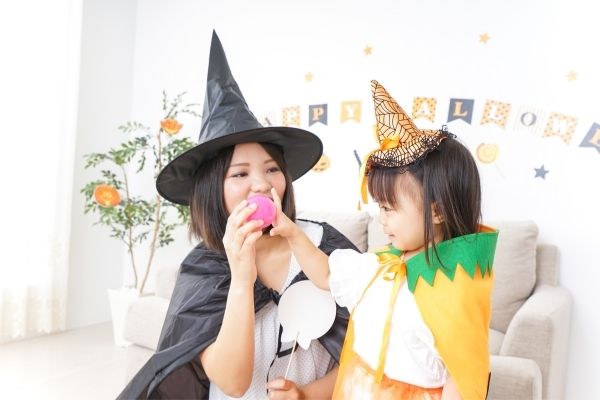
[441,376,462,400]
[270,188,331,290]
[199,200,264,397]
[267,366,339,400]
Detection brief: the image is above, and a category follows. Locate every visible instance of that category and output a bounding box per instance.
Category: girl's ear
[431,203,444,224]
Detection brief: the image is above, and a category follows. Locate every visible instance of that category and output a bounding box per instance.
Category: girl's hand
[266,378,305,400]
[222,199,264,285]
[269,188,300,239]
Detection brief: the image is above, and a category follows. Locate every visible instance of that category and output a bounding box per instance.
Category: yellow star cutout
[363,46,372,56]
[566,71,578,82]
[479,33,490,44]
[304,72,313,82]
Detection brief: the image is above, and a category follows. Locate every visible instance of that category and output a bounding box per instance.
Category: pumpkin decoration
[160,118,183,135]
[476,143,499,164]
[312,154,331,172]
[94,184,121,207]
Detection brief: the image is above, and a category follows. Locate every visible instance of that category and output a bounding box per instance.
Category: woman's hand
[269,188,300,240]
[222,199,264,285]
[266,378,305,400]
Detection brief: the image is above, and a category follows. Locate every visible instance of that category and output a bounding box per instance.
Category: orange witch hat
[359,80,450,204]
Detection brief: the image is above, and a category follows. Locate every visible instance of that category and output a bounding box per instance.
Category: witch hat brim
[156,31,322,206]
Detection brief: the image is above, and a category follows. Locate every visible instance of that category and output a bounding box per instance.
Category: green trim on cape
[374,229,498,293]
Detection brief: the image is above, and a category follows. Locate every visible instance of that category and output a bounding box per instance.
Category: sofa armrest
[488,355,542,400]
[500,284,572,400]
[123,296,170,350]
[535,244,559,287]
[155,265,180,299]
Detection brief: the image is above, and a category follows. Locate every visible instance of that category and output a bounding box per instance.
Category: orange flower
[160,118,183,135]
[94,184,121,207]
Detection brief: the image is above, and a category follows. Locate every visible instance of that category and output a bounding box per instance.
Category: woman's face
[223,142,287,214]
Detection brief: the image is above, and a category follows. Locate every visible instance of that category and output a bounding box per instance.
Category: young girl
[271,80,499,400]
[118,31,357,400]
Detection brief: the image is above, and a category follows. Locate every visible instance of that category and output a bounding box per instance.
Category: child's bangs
[367,167,399,207]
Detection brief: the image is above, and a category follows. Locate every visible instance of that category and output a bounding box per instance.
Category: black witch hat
[156,31,323,205]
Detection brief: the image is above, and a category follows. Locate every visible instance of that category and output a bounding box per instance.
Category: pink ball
[246,194,276,229]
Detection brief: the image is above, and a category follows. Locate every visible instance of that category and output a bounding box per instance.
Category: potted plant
[81,92,199,295]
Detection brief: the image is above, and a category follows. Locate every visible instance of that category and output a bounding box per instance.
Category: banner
[543,112,578,144]
[412,97,436,122]
[309,104,327,126]
[579,123,600,153]
[447,99,474,124]
[481,100,511,129]
[341,101,361,122]
[282,106,301,127]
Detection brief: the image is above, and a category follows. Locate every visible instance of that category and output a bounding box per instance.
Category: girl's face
[377,174,426,254]
[223,142,286,214]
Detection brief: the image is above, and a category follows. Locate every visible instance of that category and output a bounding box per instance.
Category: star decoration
[304,72,313,82]
[534,165,549,179]
[363,45,372,56]
[479,33,491,44]
[566,71,578,82]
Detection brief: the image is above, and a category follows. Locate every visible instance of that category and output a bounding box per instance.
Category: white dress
[209,220,334,399]
[328,249,447,388]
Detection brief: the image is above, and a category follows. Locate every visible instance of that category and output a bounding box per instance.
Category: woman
[117,31,355,399]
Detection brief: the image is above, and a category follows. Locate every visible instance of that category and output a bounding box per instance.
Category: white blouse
[209,220,334,399]
[329,249,447,388]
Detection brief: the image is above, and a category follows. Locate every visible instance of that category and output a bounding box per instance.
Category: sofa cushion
[488,220,538,333]
[297,210,371,252]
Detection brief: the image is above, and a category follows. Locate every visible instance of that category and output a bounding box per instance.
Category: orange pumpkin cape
[374,225,498,400]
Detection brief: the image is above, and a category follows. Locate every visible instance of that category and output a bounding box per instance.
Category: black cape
[117,220,357,399]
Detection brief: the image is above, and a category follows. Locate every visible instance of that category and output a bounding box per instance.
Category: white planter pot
[107,287,139,347]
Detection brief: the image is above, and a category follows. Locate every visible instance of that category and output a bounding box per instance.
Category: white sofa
[123,211,572,400]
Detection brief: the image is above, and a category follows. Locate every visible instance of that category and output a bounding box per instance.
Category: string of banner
[261,98,600,155]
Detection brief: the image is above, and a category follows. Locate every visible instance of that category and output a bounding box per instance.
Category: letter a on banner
[309,104,327,126]
[481,100,511,129]
[412,97,436,122]
[341,101,361,123]
[447,99,474,124]
[579,123,600,154]
[543,112,578,144]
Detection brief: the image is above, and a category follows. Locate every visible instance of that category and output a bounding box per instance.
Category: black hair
[189,142,296,253]
[368,137,481,264]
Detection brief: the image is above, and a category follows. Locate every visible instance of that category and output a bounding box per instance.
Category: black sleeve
[318,221,359,255]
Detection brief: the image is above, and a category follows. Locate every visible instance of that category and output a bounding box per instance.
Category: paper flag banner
[309,104,328,126]
[543,112,578,144]
[481,100,511,129]
[341,101,361,123]
[447,99,474,124]
[257,110,277,127]
[412,97,436,122]
[511,106,546,135]
[282,106,301,127]
[579,123,600,154]
[278,280,336,350]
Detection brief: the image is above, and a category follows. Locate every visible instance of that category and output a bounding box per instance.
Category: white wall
[69,0,599,398]
[67,0,138,328]
[125,1,600,399]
